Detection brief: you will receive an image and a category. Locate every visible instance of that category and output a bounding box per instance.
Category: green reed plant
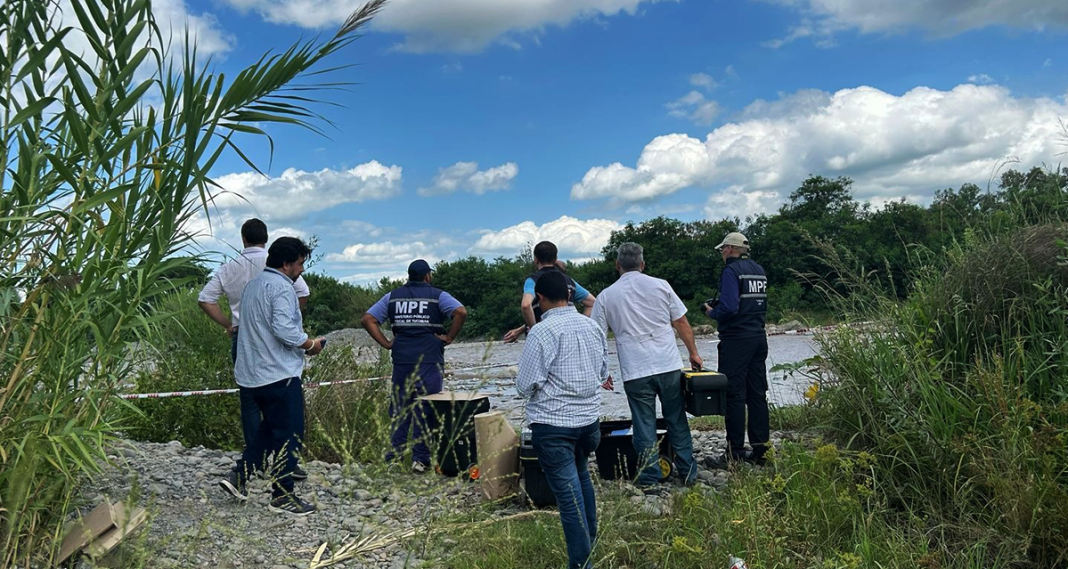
[0,0,387,564]
[816,212,1068,564]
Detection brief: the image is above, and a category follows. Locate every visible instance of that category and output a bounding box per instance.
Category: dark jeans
[233,329,263,455]
[235,377,305,498]
[531,421,600,569]
[389,362,443,465]
[718,336,770,459]
[623,370,697,486]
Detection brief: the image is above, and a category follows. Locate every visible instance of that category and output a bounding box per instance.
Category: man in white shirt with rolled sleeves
[198,218,311,479]
[591,242,703,490]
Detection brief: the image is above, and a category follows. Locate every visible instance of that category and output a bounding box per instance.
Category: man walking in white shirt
[591,242,702,489]
[198,218,311,479]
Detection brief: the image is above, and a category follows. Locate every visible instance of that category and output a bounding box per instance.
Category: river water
[441,334,818,424]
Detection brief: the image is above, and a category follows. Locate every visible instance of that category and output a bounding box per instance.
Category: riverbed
[442,334,818,424]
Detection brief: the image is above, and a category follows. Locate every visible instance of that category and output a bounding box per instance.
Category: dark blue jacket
[387,282,446,365]
[708,256,767,339]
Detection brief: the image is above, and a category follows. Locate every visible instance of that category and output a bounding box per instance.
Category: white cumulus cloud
[471,216,623,259]
[326,240,442,266]
[666,90,721,126]
[221,0,672,52]
[418,161,518,197]
[210,161,402,222]
[573,83,1068,218]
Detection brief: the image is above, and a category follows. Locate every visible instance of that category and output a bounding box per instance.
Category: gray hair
[617,242,644,272]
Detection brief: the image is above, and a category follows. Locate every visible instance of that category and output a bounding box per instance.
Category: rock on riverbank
[74,431,796,568]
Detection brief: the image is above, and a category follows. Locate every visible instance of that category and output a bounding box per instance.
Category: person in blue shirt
[502,241,596,343]
[361,259,467,473]
[701,232,770,468]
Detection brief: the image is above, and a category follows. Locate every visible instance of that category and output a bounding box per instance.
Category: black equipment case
[682,370,730,416]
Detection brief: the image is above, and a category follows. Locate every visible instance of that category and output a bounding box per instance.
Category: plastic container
[420,391,491,477]
[682,370,730,416]
[594,419,674,482]
[519,434,557,507]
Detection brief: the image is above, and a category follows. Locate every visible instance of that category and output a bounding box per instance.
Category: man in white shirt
[591,242,702,489]
[198,218,311,479]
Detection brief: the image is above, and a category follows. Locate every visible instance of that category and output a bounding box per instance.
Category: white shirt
[197,246,310,327]
[591,271,687,382]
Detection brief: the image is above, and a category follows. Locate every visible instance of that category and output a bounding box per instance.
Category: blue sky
[168,0,1068,283]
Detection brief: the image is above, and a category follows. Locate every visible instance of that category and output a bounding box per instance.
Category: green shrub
[818,222,1068,565]
[125,290,244,450]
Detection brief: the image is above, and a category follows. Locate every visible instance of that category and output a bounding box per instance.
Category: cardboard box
[58,500,147,564]
[474,411,520,500]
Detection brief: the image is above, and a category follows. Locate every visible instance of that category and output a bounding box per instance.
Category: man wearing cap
[502,241,596,343]
[361,260,468,473]
[702,232,770,467]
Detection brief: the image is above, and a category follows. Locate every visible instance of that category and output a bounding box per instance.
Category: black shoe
[268,495,316,516]
[741,450,767,467]
[218,470,248,501]
[291,464,308,481]
[704,453,743,471]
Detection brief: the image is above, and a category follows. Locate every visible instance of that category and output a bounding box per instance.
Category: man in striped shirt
[517,271,608,569]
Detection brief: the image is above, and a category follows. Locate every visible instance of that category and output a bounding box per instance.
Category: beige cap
[715,232,749,251]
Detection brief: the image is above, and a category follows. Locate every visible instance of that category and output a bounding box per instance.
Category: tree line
[176,166,1068,338]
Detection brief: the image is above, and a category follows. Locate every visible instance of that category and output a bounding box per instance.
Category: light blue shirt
[517,306,608,428]
[235,268,309,388]
[523,277,590,302]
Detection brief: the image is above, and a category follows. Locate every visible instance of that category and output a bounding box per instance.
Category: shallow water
[442,334,818,424]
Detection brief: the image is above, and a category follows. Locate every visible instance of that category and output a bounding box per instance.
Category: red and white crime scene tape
[118,362,517,400]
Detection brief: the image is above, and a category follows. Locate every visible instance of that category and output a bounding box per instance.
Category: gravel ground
[72,430,796,569]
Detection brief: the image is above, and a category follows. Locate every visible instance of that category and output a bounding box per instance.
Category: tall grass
[0,0,386,564]
[816,187,1068,565]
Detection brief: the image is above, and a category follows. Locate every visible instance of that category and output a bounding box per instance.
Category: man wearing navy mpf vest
[702,232,770,468]
[361,259,468,473]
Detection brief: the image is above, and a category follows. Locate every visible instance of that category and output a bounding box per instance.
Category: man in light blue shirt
[219,237,325,516]
[517,271,608,569]
[503,241,596,343]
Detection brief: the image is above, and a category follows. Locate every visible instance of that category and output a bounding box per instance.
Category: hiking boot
[218,470,248,501]
[268,495,316,516]
[291,464,309,481]
[411,461,430,474]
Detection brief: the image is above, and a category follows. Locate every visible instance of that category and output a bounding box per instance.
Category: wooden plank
[85,504,148,558]
[57,500,118,563]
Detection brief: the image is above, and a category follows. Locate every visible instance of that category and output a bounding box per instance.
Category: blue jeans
[235,377,304,498]
[389,362,443,465]
[623,370,696,486]
[531,421,600,569]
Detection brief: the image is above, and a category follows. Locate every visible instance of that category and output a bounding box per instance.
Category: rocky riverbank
[73,430,798,569]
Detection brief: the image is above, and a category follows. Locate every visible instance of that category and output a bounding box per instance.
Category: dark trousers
[389,362,443,465]
[233,330,263,453]
[718,336,770,459]
[531,421,600,569]
[235,377,304,498]
[623,369,697,485]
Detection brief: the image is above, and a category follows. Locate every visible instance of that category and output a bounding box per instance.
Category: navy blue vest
[386,282,446,365]
[529,267,576,322]
[717,256,768,339]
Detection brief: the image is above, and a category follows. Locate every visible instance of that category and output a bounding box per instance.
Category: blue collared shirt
[517,306,608,428]
[235,268,309,388]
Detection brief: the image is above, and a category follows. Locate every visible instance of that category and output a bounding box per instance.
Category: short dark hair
[533,241,558,264]
[241,218,268,245]
[534,271,570,303]
[266,237,312,269]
